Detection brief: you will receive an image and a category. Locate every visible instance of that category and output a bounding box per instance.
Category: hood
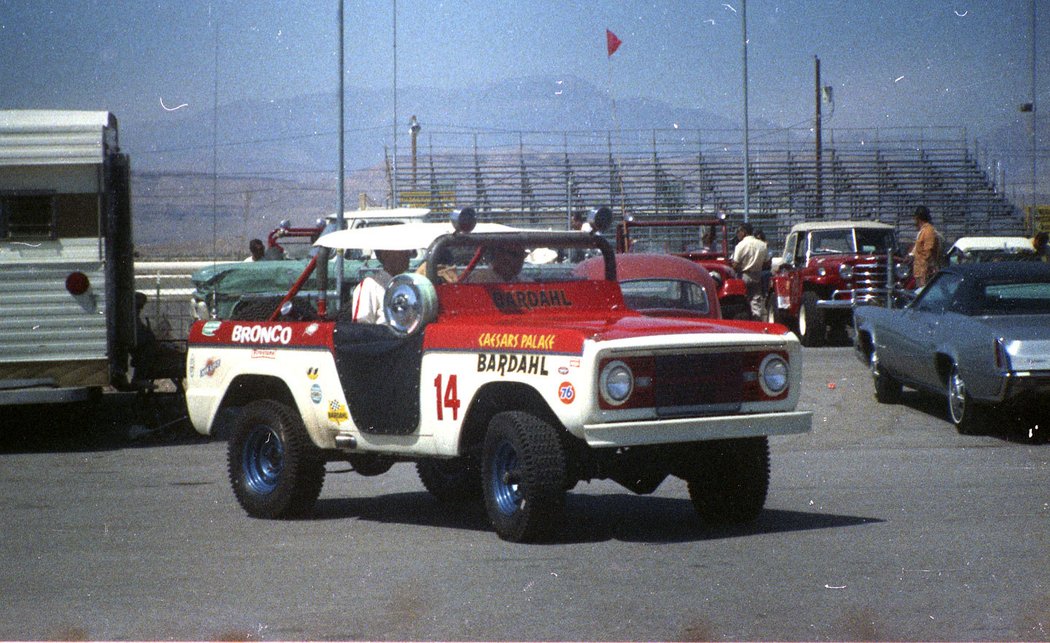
[424,310,791,354]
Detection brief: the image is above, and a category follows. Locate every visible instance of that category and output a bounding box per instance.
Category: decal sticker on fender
[477,332,556,351]
[310,384,322,404]
[199,357,221,378]
[202,321,222,337]
[477,353,548,376]
[558,382,576,404]
[231,324,292,345]
[327,400,349,423]
[307,367,319,380]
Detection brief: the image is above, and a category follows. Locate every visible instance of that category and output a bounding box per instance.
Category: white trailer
[0,110,142,405]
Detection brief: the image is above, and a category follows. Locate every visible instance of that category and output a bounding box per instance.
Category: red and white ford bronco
[185,208,812,542]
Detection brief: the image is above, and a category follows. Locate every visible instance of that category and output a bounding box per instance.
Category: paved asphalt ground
[1,346,1047,641]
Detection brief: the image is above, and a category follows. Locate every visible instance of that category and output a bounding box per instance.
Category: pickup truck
[767,220,909,346]
[184,208,812,541]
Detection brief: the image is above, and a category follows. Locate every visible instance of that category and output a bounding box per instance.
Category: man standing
[911,205,941,288]
[732,223,768,320]
[350,249,413,323]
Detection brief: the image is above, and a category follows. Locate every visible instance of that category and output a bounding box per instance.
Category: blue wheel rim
[243,425,284,495]
[490,440,521,516]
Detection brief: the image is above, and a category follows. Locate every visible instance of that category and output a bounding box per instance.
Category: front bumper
[581,410,812,448]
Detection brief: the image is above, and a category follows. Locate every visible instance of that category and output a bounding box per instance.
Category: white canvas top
[316,221,518,251]
[789,220,894,233]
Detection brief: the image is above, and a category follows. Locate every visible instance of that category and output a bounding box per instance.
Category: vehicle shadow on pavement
[311,491,881,544]
[0,392,204,454]
[894,390,1048,444]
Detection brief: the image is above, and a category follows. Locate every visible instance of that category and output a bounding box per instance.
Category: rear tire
[482,411,567,542]
[685,437,770,526]
[227,400,325,518]
[417,457,482,504]
[798,291,826,347]
[948,364,986,435]
[764,292,782,325]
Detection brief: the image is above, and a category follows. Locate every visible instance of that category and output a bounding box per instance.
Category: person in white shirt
[731,223,769,320]
[349,249,412,323]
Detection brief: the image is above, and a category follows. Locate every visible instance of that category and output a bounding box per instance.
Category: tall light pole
[741,0,750,223]
[335,0,345,308]
[1029,0,1037,231]
[391,0,399,207]
[815,55,823,219]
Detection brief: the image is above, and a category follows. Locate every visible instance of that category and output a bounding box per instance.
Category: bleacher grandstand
[388,126,1023,248]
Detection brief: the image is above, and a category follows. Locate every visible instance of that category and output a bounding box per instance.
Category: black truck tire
[227,399,325,518]
[482,411,567,542]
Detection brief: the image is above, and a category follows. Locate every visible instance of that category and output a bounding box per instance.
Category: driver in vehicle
[465,244,527,283]
[348,248,412,323]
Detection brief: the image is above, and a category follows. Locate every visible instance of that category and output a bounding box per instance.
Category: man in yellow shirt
[911,205,941,288]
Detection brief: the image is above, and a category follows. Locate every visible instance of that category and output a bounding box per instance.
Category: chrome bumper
[581,410,813,448]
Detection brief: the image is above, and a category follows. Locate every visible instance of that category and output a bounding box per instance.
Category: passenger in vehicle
[245,238,265,262]
[348,249,412,323]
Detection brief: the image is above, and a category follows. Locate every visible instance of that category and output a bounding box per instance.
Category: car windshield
[855,229,896,254]
[979,280,1050,314]
[809,228,894,255]
[620,279,711,314]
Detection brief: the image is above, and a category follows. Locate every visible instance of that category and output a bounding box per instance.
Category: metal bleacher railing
[391,125,1023,249]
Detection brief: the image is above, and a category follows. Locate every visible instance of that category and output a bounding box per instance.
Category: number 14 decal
[433,374,461,421]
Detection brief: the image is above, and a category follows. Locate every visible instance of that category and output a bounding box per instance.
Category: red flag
[606,29,622,57]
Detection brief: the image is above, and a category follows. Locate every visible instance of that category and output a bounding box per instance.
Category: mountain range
[120,74,1044,255]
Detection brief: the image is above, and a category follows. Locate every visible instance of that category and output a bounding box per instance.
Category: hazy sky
[1,1,1046,138]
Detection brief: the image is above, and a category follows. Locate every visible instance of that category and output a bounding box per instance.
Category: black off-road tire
[417,457,482,504]
[870,347,902,403]
[227,399,325,518]
[798,291,826,347]
[685,437,770,527]
[482,411,567,542]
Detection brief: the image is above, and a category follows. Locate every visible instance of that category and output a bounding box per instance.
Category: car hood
[424,312,792,354]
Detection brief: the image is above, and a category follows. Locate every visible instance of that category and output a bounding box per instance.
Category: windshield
[809,228,895,255]
[620,279,711,315]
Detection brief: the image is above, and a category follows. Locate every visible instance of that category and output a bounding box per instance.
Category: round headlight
[838,264,853,280]
[894,262,912,281]
[816,266,827,277]
[759,354,789,396]
[599,360,634,405]
[383,273,438,335]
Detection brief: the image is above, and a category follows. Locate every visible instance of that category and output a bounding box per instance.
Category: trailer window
[1,194,56,240]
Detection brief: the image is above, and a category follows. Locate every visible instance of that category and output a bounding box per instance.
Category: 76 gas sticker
[558,382,575,404]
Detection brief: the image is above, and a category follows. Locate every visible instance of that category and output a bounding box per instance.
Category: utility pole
[409,115,420,188]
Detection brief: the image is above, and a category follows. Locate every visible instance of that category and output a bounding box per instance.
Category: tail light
[994,338,1012,372]
[65,272,90,296]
